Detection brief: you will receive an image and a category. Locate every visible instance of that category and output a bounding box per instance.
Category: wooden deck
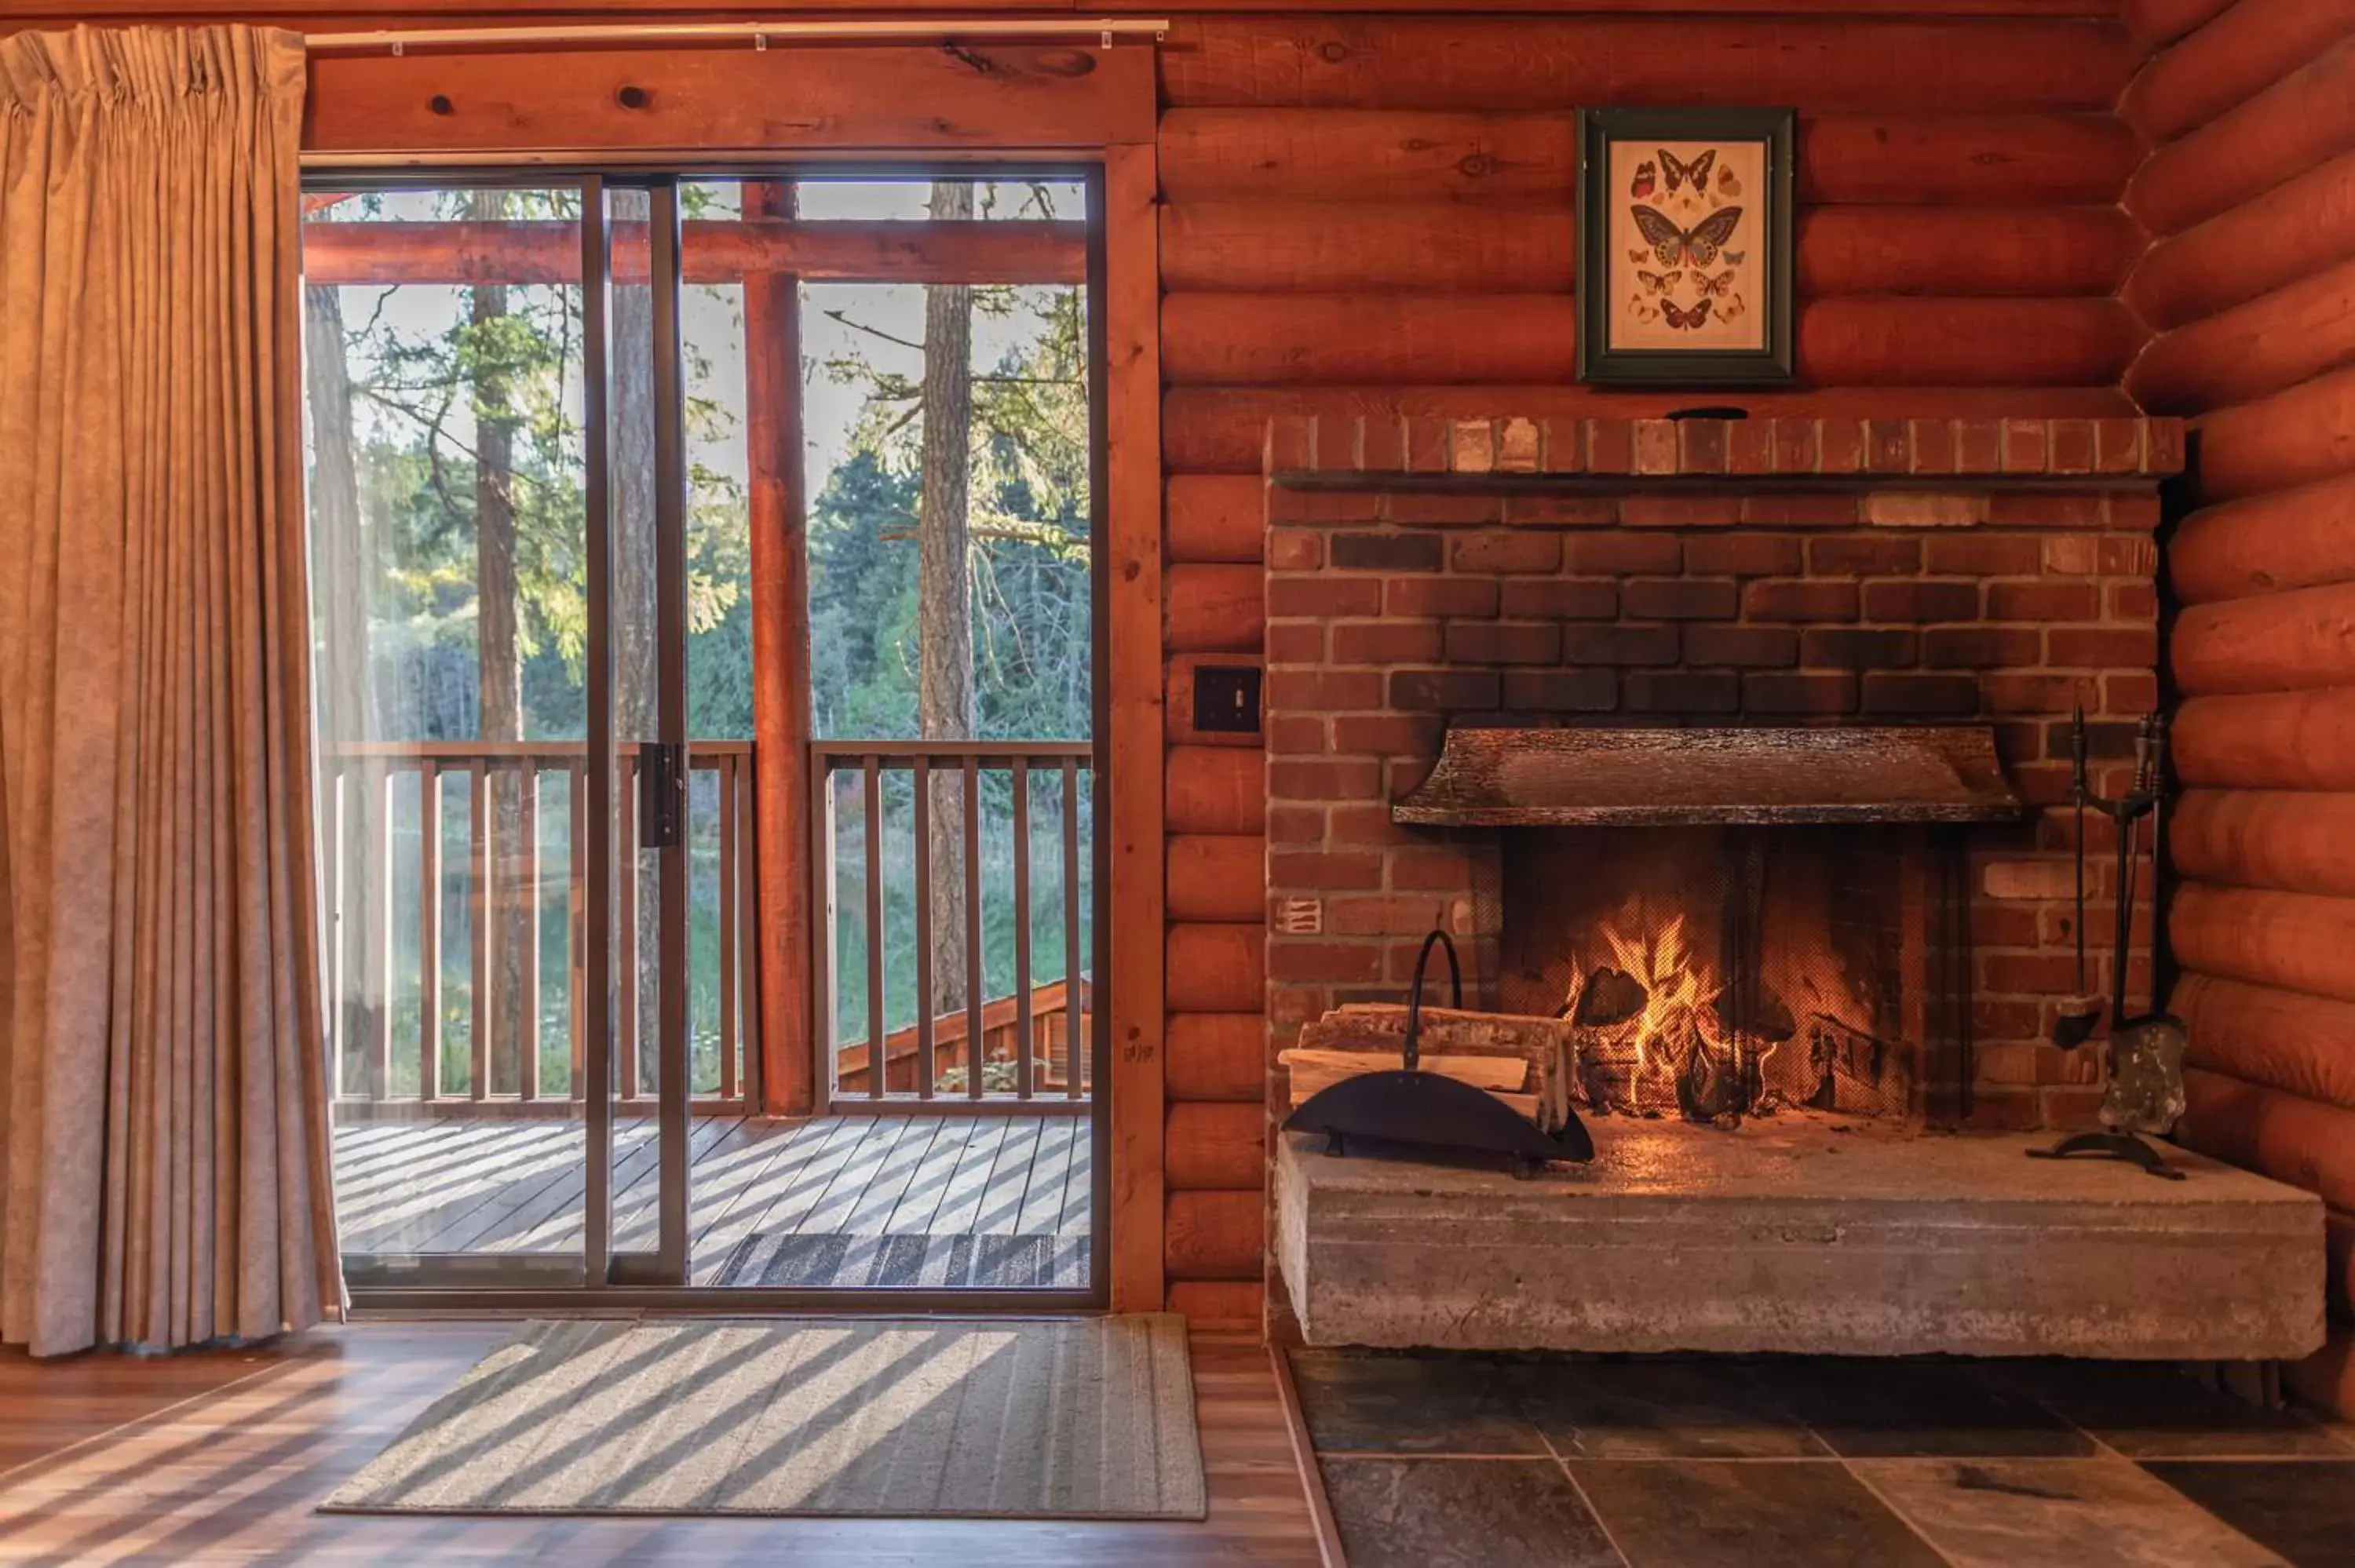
[332,1114,1093,1288]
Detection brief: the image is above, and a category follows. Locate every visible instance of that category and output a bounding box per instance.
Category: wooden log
[2170,472,2355,605]
[1279,1049,1535,1122]
[2179,1064,2355,1214]
[1167,1100,1266,1191]
[2193,366,2355,506]
[2171,883,2355,1005]
[1157,17,2135,112]
[2127,257,2355,414]
[1159,202,2131,297]
[1165,1190,1265,1280]
[1164,1278,1263,1329]
[2127,40,2355,238]
[1163,385,2142,473]
[1169,833,1269,924]
[1302,1004,1573,1065]
[1168,475,1265,565]
[2177,689,2355,790]
[1158,108,2135,208]
[300,218,1086,286]
[1167,1012,1267,1102]
[1165,563,1266,653]
[2120,0,2238,49]
[2120,0,2355,148]
[1167,746,1266,836]
[2173,789,2355,898]
[2174,972,2355,1111]
[2127,148,2355,332]
[1161,294,2138,388]
[307,42,1157,155]
[1167,922,1266,1014]
[2172,579,2355,695]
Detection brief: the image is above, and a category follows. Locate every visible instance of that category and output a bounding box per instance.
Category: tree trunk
[470,190,535,1099]
[918,181,977,1045]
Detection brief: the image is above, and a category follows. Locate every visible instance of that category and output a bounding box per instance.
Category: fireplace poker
[2052,706,2103,1048]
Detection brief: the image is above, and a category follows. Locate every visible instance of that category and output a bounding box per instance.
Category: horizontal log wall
[2127,0,2355,1415]
[1150,11,2151,1324]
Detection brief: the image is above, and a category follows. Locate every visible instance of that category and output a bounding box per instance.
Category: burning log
[1289,1004,1577,1135]
[1570,966,1648,1027]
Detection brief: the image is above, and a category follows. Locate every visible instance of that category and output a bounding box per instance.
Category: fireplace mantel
[1393,724,2023,827]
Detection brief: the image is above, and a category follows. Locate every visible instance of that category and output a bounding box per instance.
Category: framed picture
[1575,107,1796,386]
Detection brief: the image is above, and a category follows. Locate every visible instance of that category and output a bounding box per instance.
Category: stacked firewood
[1278,1003,1579,1135]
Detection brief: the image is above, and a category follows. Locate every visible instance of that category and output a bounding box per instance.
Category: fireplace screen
[1492,826,1969,1125]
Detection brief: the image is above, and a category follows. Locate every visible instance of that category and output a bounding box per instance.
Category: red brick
[1268,941,1384,983]
[1586,420,1634,474]
[1331,713,1441,754]
[2094,418,2143,474]
[1268,850,1382,891]
[2048,627,2158,666]
[2049,418,2096,474]
[1563,625,1681,665]
[1360,413,1408,472]
[1269,758,1383,801]
[1392,847,1478,890]
[1800,628,1917,669]
[1389,493,1505,527]
[1981,951,2078,994]
[1331,621,1441,665]
[1745,578,1860,622]
[1501,669,1619,711]
[1728,419,1775,475]
[1684,625,1799,668]
[1404,417,1450,473]
[1926,535,2041,576]
[1808,536,1922,576]
[1862,672,1981,715]
[1972,998,2043,1042]
[1623,578,1739,621]
[1620,495,1741,528]
[1389,669,1502,710]
[1268,417,1316,473]
[2101,537,2159,576]
[1445,622,1561,665]
[1910,418,1957,474]
[1539,418,1583,474]
[2001,418,2048,473]
[1268,578,1382,618]
[1451,534,1561,574]
[1327,894,1468,937]
[2108,582,2158,622]
[1327,804,1417,846]
[1267,529,1321,571]
[1267,487,1380,523]
[1922,626,2041,669]
[1634,418,1679,474]
[1769,418,1816,473]
[1867,418,1909,473]
[2146,420,2186,476]
[1330,531,1443,571]
[1563,534,1681,574]
[1818,418,1867,474]
[2043,536,2100,575]
[1623,672,1742,713]
[1740,495,1861,527]
[1988,492,2105,528]
[1265,668,1383,712]
[2109,493,2162,532]
[1265,623,1323,663]
[1503,495,1618,527]
[1988,582,2100,621]
[1268,714,1326,753]
[1956,420,2003,473]
[1743,671,1859,714]
[1449,419,1496,474]
[1684,534,1802,576]
[1982,673,2089,714]
[1975,905,2042,947]
[2105,670,2159,713]
[1863,580,1981,622]
[1385,577,1499,618]
[1499,578,1619,620]
[1387,754,1437,797]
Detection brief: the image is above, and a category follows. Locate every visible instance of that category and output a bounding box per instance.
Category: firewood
[1301,1004,1574,1132]
[1281,1048,1542,1123]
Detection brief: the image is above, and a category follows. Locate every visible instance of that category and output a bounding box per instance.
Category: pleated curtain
[0,26,341,1356]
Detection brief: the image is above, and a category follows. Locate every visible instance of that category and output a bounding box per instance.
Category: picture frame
[1575,107,1797,387]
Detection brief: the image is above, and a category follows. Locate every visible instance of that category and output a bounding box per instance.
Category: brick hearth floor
[1291,1348,2355,1567]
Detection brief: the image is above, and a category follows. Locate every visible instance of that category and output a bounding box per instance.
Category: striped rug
[320,1315,1205,1519]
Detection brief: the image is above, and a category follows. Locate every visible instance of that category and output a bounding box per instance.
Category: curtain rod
[305,18,1170,55]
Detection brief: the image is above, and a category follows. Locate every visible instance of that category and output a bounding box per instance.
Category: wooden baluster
[418,760,441,1101]
[373,764,394,1103]
[864,757,884,1100]
[717,752,738,1103]
[568,759,587,1100]
[738,758,762,1110]
[913,755,934,1100]
[1013,757,1034,1102]
[964,755,984,1100]
[519,758,541,1100]
[619,749,639,1102]
[327,763,346,1100]
[469,760,490,1100]
[1063,757,1083,1100]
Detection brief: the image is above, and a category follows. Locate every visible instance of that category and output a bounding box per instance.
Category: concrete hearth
[1275,1115,2324,1360]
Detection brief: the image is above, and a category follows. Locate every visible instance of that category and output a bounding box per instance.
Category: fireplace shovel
[1283,928,1595,1177]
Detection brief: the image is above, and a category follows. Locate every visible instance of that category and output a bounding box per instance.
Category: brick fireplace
[1262,412,2183,1133]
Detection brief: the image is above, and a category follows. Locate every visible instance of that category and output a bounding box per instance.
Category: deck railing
[811,741,1095,1108]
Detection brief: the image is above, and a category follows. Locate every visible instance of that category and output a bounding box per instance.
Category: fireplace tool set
[1283,928,1596,1176]
[2029,709,2189,1180]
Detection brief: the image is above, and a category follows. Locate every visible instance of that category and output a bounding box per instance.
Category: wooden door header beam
[306,17,1169,53]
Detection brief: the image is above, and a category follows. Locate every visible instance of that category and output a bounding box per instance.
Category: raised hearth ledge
[1275,1116,2323,1360]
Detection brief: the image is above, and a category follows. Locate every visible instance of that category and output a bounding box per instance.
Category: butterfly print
[1724,250,1747,265]
[1628,247,1651,264]
[1717,166,1743,199]
[1659,148,1716,193]
[1630,204,1744,268]
[1722,294,1747,322]
[1662,297,1715,331]
[1694,270,1736,298]
[1637,269,1684,295]
[1629,160,1657,200]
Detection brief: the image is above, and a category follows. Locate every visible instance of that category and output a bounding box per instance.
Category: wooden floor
[0,1322,1326,1566]
[331,1114,1092,1286]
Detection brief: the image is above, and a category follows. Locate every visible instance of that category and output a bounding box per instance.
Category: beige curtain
[0,26,341,1356]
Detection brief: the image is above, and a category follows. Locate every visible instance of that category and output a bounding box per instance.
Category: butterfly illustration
[1663,297,1716,331]
[1630,205,1744,268]
[1630,295,1659,323]
[1659,148,1716,193]
[1637,269,1684,295]
[1629,159,1657,200]
[1627,246,1651,264]
[1725,250,1747,265]
[1723,294,1747,322]
[1695,269,1736,297]
[1717,166,1743,199]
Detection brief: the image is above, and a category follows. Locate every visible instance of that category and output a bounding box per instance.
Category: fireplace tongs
[1283,929,1596,1178]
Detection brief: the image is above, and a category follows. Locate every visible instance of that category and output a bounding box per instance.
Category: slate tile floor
[1291,1349,2355,1568]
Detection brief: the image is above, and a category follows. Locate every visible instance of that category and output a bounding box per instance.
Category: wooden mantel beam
[301,218,1087,287]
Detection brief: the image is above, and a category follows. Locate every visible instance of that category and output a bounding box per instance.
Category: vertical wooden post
[744,178,815,1116]
[914,754,937,1099]
[1013,757,1035,1100]
[568,758,586,1099]
[469,761,491,1099]
[519,758,541,1099]
[418,760,441,1100]
[864,757,885,1099]
[717,751,739,1102]
[963,755,985,1098]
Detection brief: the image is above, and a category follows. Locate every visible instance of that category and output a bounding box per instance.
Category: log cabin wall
[1156,8,2148,1328]
[2117,0,2355,1418]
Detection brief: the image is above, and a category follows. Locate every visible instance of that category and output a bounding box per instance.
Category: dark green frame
[1575,107,1796,387]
